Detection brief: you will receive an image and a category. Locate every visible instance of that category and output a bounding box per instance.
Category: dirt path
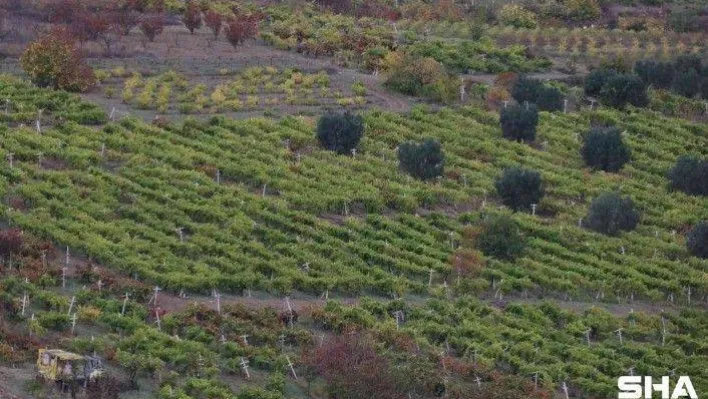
[0,367,34,399]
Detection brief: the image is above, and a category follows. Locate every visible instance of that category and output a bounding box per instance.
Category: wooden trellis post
[393,310,404,330]
[531,371,540,391]
[531,203,537,216]
[21,292,27,316]
[67,296,75,316]
[121,293,129,316]
[65,246,70,266]
[155,307,161,330]
[36,110,43,134]
[6,153,14,169]
[614,328,624,344]
[661,315,667,346]
[240,357,250,379]
[562,381,569,399]
[62,267,67,289]
[176,227,184,243]
[152,286,161,306]
[286,356,298,380]
[584,328,592,345]
[71,313,77,334]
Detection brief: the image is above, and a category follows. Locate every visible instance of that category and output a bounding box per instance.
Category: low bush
[476,214,526,260]
[686,221,707,259]
[599,74,648,109]
[495,167,544,212]
[585,192,640,236]
[316,111,365,155]
[500,103,539,142]
[667,155,708,196]
[581,126,631,172]
[398,138,445,180]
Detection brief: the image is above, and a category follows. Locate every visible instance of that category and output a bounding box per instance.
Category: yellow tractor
[37,349,105,389]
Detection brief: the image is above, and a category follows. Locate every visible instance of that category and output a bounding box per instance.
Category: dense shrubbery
[584,68,617,97]
[634,60,674,90]
[498,4,537,28]
[635,55,707,99]
[405,40,551,74]
[397,138,445,180]
[500,103,539,142]
[585,192,640,236]
[511,76,563,111]
[182,1,202,34]
[686,221,707,259]
[476,214,525,260]
[20,33,96,93]
[599,74,649,109]
[495,167,544,212]
[667,156,708,196]
[565,0,601,21]
[581,127,631,172]
[316,111,365,155]
[384,53,458,103]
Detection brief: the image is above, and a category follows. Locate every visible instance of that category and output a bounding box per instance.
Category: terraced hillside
[1,75,705,300]
[0,74,706,397]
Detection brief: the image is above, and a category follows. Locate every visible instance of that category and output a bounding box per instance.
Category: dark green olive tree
[500,103,539,142]
[316,111,365,155]
[585,192,640,236]
[398,138,445,180]
[476,214,526,260]
[495,167,544,212]
[581,126,631,172]
[686,221,707,259]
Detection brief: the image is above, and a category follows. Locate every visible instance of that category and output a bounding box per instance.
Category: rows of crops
[0,76,705,304]
[0,75,106,126]
[2,272,706,398]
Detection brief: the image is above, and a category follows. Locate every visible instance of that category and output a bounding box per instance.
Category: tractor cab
[37,349,105,385]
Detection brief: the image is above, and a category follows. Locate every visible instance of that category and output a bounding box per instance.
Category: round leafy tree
[512,76,563,112]
[398,138,445,180]
[500,103,539,142]
[536,85,564,112]
[476,214,525,260]
[584,68,616,97]
[511,76,542,105]
[667,155,708,196]
[494,167,544,212]
[182,1,203,34]
[581,126,631,172]
[20,33,96,92]
[316,111,365,155]
[672,69,700,98]
[599,74,649,109]
[686,221,708,259]
[634,60,673,89]
[585,192,640,236]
